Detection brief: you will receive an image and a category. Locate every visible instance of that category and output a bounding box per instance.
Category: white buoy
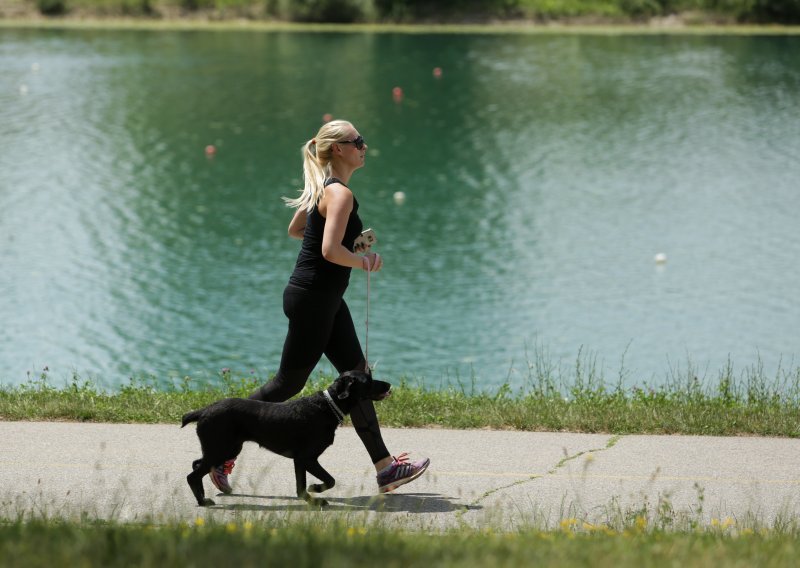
[393,191,406,205]
[654,253,667,264]
[32,62,40,72]
[19,84,28,95]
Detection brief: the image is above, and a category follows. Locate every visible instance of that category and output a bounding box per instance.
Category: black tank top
[288,178,364,294]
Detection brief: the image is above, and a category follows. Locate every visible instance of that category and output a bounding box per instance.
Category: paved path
[2,421,799,530]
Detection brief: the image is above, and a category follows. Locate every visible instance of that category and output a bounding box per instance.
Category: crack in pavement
[456,434,622,522]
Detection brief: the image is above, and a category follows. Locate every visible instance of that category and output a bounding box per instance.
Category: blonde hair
[284,120,355,212]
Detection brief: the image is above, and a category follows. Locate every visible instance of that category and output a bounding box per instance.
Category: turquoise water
[1,29,799,390]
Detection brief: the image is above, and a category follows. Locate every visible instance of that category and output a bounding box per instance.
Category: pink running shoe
[209,459,235,494]
[377,453,430,494]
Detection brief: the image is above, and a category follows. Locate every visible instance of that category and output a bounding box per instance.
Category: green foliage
[747,0,800,22]
[180,0,215,12]
[26,0,800,24]
[266,0,373,22]
[36,0,68,15]
[517,0,623,18]
[374,0,521,20]
[619,0,663,17]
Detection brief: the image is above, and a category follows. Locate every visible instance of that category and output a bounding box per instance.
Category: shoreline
[3,368,799,437]
[3,16,800,34]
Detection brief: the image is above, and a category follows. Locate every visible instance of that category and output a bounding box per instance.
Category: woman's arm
[288,208,307,240]
[320,185,382,271]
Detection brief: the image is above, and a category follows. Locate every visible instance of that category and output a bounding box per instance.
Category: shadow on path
[210,492,480,514]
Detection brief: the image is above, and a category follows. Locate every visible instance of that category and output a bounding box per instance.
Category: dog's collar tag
[323,389,345,425]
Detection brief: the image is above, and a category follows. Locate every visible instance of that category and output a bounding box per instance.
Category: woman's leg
[325,298,430,493]
[323,299,391,466]
[249,286,340,402]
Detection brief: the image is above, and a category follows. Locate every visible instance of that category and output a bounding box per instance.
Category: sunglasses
[338,135,365,150]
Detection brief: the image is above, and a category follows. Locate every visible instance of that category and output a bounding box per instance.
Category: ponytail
[284,120,353,212]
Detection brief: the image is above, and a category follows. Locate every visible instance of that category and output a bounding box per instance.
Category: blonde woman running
[209,120,430,496]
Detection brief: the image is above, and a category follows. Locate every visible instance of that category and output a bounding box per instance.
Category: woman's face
[334,127,367,170]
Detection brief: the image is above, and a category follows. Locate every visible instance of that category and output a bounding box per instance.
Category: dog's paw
[305,497,328,508]
[199,498,215,507]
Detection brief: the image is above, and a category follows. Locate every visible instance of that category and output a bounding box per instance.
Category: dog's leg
[294,459,328,507]
[305,459,335,495]
[187,458,215,507]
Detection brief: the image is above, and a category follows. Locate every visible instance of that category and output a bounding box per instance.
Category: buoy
[393,191,406,205]
[205,144,217,156]
[654,253,667,264]
[392,86,403,103]
[19,84,28,95]
[31,62,40,72]
[433,67,442,78]
[322,113,333,123]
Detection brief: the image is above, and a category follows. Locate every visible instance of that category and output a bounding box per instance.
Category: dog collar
[323,389,345,425]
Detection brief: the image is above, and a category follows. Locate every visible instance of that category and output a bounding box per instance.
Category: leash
[364,255,372,370]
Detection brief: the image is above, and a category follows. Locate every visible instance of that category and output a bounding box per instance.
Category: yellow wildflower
[560,518,578,531]
[722,517,735,529]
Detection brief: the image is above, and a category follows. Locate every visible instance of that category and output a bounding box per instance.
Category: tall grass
[2,515,800,567]
[2,352,799,436]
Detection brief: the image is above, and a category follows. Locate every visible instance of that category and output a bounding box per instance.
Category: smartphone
[354,228,377,253]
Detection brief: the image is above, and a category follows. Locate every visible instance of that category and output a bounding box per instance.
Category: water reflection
[1,30,798,389]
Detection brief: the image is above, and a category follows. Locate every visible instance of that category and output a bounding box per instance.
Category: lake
[1,27,798,391]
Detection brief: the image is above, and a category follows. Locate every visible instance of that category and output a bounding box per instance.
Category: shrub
[620,0,663,17]
[266,0,371,22]
[748,0,800,22]
[37,0,68,15]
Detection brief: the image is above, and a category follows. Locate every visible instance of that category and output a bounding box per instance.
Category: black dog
[181,370,391,507]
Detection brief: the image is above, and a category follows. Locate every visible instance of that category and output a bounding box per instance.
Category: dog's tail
[181,409,204,428]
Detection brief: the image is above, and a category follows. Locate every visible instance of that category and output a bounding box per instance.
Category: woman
[209,120,430,496]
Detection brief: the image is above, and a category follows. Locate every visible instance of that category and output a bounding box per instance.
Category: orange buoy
[392,86,403,103]
[205,144,216,156]
[433,67,442,78]
[322,113,333,123]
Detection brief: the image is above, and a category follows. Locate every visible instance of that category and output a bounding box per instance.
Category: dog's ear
[337,375,355,400]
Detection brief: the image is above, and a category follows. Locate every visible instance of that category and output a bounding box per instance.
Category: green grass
[1,516,800,567]
[3,354,800,564]
[2,353,799,437]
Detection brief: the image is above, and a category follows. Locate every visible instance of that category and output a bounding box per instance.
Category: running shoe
[377,453,430,493]
[209,459,235,494]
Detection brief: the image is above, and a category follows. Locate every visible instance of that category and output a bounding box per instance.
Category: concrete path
[2,421,799,530]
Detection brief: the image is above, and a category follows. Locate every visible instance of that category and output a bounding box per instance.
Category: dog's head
[330,370,392,404]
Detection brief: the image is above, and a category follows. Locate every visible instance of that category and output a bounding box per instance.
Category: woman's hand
[362,252,383,272]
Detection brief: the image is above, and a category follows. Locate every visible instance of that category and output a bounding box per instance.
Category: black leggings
[249,284,390,464]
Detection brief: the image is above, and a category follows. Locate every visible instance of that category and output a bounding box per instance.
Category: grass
[3,354,800,564]
[1,515,800,567]
[2,352,799,437]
